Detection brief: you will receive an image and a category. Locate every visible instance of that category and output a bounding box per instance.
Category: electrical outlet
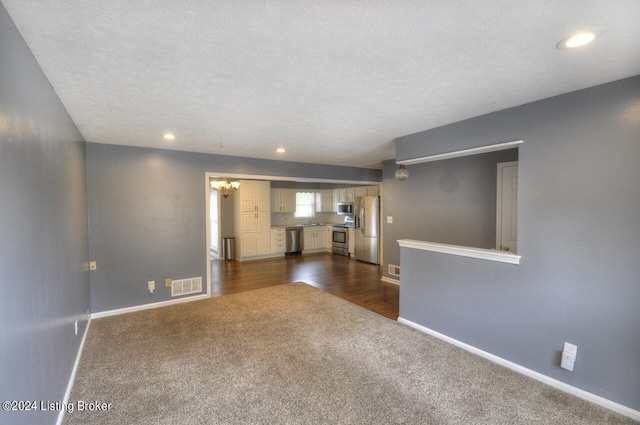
[563,342,578,356]
[148,281,155,293]
[561,351,576,371]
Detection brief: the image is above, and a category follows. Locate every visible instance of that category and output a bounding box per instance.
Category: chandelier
[210,179,240,198]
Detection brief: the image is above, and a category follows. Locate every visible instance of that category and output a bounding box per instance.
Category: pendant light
[395,164,409,181]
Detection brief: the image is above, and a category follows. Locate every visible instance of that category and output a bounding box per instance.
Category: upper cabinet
[339,188,355,203]
[271,189,296,213]
[332,190,340,212]
[354,187,367,198]
[239,180,270,212]
[315,190,334,212]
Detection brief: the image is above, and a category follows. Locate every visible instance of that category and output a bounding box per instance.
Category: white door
[242,213,256,233]
[281,189,296,213]
[256,231,271,255]
[271,189,281,211]
[256,212,270,232]
[241,180,256,211]
[496,162,518,253]
[255,181,271,211]
[314,230,326,249]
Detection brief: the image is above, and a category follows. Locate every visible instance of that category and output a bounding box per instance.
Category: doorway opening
[204,172,382,298]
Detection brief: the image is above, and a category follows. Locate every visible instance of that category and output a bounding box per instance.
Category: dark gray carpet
[65,283,636,424]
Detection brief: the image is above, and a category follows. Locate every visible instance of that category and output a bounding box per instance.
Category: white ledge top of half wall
[398,239,521,265]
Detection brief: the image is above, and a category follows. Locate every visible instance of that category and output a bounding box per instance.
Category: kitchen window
[294,192,316,218]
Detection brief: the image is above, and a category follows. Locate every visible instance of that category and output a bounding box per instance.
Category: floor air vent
[171,276,203,297]
[388,264,400,277]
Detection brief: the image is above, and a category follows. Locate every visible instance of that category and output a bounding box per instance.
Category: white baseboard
[236,253,284,261]
[56,316,92,425]
[397,317,640,422]
[91,293,210,319]
[381,276,400,285]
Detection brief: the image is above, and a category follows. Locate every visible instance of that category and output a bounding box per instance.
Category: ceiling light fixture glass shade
[210,180,240,198]
[395,164,409,181]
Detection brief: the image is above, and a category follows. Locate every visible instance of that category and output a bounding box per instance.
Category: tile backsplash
[271,212,343,226]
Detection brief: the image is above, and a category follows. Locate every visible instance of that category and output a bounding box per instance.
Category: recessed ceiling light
[163,133,176,140]
[557,32,597,50]
[276,148,286,153]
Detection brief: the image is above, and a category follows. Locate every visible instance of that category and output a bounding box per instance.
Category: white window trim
[294,191,316,218]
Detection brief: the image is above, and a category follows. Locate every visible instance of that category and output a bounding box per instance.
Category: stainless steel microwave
[337,202,354,215]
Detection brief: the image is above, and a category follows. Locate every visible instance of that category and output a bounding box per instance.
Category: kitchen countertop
[271,223,335,229]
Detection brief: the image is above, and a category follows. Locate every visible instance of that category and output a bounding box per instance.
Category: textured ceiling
[3,1,640,167]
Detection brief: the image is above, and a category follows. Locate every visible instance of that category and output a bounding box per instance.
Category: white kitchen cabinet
[332,190,340,212]
[238,212,271,257]
[339,188,355,203]
[314,228,327,250]
[303,226,327,251]
[354,187,367,198]
[234,181,271,259]
[316,190,333,212]
[348,228,355,255]
[271,189,296,213]
[326,226,332,251]
[239,180,270,212]
[270,227,286,254]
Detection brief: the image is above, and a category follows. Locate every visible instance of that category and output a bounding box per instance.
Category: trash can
[222,237,235,260]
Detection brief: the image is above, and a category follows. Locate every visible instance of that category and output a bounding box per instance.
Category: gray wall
[394,76,640,410]
[87,143,381,313]
[382,149,518,277]
[0,3,90,425]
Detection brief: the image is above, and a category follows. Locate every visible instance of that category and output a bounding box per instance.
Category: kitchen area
[210,179,381,264]
[209,178,396,319]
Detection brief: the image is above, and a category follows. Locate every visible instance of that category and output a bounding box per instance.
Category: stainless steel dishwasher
[285,226,303,255]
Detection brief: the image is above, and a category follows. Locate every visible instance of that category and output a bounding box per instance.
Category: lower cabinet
[348,228,355,255]
[237,212,270,258]
[326,227,332,251]
[303,227,327,251]
[271,228,286,254]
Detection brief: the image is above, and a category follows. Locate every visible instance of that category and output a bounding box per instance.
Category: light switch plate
[563,342,578,356]
[387,216,393,224]
[561,351,575,371]
[89,261,97,271]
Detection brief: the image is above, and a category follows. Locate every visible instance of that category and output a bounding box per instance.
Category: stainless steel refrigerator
[354,196,380,264]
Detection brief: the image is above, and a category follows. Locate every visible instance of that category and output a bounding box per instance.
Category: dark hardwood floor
[211,252,399,320]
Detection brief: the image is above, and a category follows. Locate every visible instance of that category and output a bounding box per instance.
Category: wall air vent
[171,276,203,297]
[388,264,400,277]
